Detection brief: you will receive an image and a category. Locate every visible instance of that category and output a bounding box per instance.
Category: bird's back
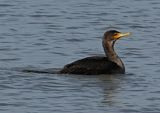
[60,56,124,75]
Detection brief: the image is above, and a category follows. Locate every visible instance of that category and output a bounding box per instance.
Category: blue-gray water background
[0,0,160,113]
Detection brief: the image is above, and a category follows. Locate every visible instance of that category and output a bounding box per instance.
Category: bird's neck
[103,41,124,69]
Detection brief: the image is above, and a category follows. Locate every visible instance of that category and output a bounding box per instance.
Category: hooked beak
[113,32,131,40]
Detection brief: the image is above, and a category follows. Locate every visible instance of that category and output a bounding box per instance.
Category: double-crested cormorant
[59,30,131,75]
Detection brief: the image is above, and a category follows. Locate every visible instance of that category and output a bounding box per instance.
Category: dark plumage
[59,30,131,75]
[60,56,124,75]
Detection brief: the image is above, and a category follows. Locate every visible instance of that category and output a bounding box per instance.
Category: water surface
[0,0,160,113]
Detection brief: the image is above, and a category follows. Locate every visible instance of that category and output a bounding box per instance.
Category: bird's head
[103,30,131,43]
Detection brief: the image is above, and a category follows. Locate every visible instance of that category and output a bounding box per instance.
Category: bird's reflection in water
[97,74,124,106]
[64,73,125,106]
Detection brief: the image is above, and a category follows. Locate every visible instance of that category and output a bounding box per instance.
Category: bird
[59,30,131,75]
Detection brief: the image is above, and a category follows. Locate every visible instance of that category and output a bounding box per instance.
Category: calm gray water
[0,0,160,113]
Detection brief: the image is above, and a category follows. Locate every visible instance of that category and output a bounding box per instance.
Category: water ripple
[0,0,160,113]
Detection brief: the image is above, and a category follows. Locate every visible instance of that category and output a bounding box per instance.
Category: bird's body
[60,56,124,75]
[59,30,130,75]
